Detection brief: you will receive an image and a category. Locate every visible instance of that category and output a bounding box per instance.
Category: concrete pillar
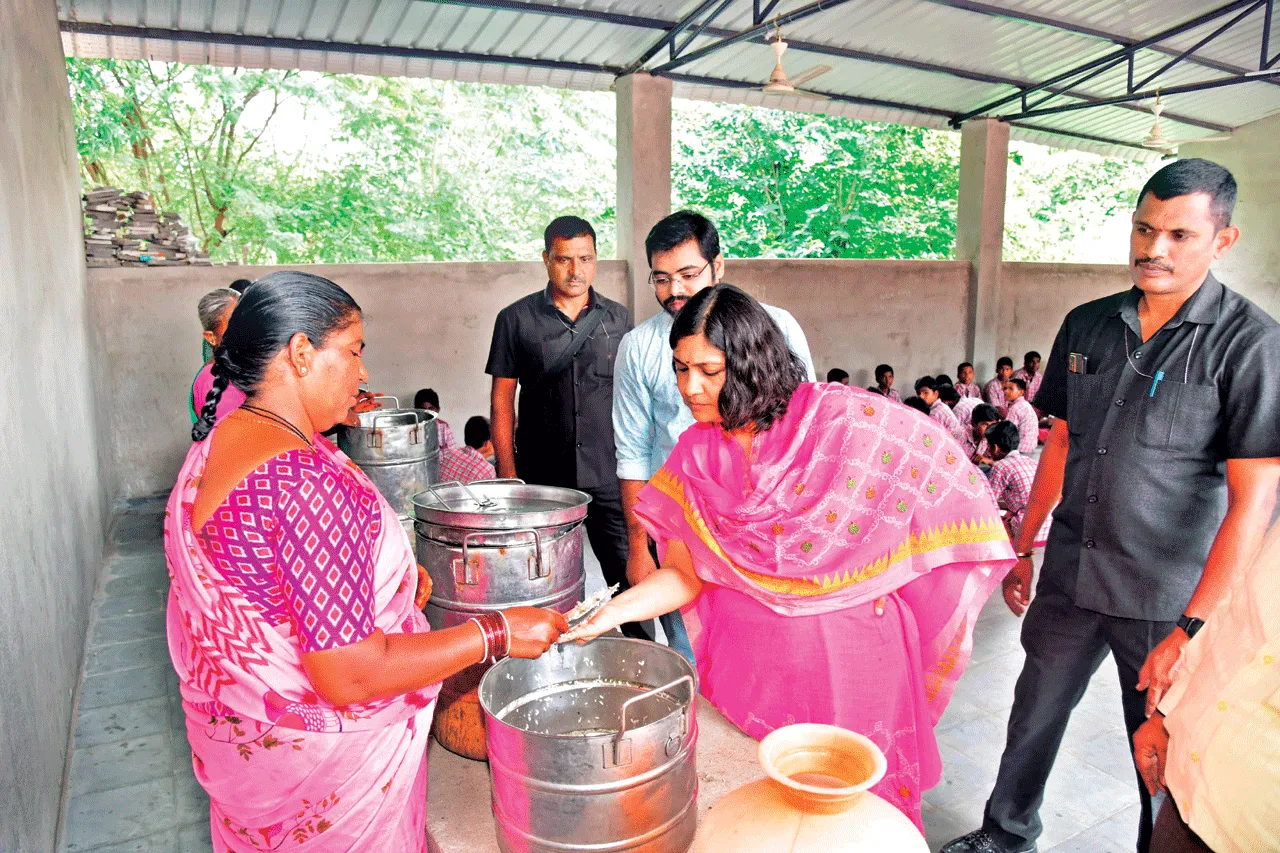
[955,118,1010,379]
[616,73,672,324]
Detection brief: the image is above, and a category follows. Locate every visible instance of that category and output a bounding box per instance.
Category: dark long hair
[192,271,361,441]
[669,283,806,432]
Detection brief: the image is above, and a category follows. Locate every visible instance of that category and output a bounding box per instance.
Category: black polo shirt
[1036,273,1280,621]
[485,285,632,491]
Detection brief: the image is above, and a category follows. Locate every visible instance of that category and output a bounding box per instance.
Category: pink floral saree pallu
[165,431,440,852]
[636,382,1016,828]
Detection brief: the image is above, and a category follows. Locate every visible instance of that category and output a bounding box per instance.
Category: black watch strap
[1177,614,1205,639]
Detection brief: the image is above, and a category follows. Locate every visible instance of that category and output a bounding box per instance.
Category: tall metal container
[479,638,699,853]
[335,399,439,541]
[412,481,589,630]
[413,480,590,760]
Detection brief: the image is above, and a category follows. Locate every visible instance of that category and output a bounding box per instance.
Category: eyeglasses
[649,261,710,289]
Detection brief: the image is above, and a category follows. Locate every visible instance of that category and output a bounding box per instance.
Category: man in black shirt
[485,216,649,638]
[944,160,1280,853]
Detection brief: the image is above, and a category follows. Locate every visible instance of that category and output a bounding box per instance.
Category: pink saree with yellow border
[636,382,1015,828]
[164,429,440,851]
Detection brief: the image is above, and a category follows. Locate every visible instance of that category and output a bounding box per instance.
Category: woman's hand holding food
[503,607,569,658]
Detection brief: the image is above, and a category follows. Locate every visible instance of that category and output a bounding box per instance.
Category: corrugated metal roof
[59,0,1280,160]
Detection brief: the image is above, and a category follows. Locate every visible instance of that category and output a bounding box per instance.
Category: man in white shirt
[613,211,815,660]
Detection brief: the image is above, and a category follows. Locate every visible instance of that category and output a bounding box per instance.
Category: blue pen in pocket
[1149,370,1165,398]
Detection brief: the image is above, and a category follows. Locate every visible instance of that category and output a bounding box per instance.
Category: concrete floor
[59,498,1141,853]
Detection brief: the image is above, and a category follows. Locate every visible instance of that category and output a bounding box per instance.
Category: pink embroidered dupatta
[165,429,440,851]
[636,382,1015,723]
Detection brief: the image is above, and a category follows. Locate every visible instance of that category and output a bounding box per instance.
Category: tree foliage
[672,101,961,259]
[66,59,615,264]
[66,58,1149,266]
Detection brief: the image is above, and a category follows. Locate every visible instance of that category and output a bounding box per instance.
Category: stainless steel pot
[412,480,590,630]
[479,638,699,853]
[335,397,440,539]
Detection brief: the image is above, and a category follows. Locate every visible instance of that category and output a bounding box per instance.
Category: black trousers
[982,577,1175,853]
[1150,801,1213,853]
[577,483,654,642]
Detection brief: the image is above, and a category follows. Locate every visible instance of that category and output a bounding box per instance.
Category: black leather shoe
[939,829,1037,853]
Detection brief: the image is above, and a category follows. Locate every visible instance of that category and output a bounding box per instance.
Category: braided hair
[192,271,361,441]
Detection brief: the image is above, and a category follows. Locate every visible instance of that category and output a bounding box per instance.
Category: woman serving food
[169,271,566,851]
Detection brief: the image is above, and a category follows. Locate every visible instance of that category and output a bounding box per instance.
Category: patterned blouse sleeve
[271,452,377,652]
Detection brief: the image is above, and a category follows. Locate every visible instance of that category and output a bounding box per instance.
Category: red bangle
[469,617,491,661]
[470,613,510,663]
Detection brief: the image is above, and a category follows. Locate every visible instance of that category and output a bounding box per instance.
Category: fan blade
[792,88,830,101]
[788,64,832,88]
[1163,136,1233,144]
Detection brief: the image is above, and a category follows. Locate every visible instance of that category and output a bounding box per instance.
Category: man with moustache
[486,216,649,638]
[612,211,814,659]
[944,159,1280,853]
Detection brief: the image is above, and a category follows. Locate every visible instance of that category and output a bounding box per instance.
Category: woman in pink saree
[168,271,566,851]
[565,284,1015,829]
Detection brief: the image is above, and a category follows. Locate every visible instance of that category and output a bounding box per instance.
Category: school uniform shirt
[985,450,1037,536]
[485,285,633,489]
[955,381,983,399]
[1012,367,1044,404]
[983,377,1007,413]
[439,445,496,484]
[1006,397,1040,456]
[1157,522,1280,853]
[953,395,981,427]
[1034,273,1280,620]
[929,399,965,442]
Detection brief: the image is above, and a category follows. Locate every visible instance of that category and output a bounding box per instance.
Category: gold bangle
[1016,551,1035,559]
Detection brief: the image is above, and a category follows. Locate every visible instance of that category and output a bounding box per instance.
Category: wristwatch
[1177,614,1205,639]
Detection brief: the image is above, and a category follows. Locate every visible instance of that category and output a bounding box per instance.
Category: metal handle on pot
[374,394,400,408]
[469,478,525,485]
[454,531,485,585]
[609,675,694,768]
[421,480,497,511]
[456,528,544,583]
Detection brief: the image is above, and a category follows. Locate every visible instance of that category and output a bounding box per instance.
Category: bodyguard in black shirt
[944,161,1280,853]
[485,217,649,638]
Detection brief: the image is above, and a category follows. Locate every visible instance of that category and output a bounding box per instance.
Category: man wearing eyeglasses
[612,211,815,661]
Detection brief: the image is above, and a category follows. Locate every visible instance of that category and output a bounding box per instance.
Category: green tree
[1003,142,1152,263]
[672,101,961,259]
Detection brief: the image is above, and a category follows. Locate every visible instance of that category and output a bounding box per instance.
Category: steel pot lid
[412,480,590,530]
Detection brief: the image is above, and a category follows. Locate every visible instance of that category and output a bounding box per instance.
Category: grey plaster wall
[1182,119,1280,320]
[88,257,1144,500]
[998,263,1132,365]
[87,262,630,498]
[0,0,110,848]
[724,258,975,388]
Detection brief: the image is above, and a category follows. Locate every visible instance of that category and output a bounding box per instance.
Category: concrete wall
[88,262,629,498]
[998,263,1131,364]
[724,258,974,388]
[1182,116,1280,321]
[89,257,1145,500]
[0,0,110,849]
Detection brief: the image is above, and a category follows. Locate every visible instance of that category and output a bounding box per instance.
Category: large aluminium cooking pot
[412,480,590,628]
[479,638,699,853]
[413,479,590,760]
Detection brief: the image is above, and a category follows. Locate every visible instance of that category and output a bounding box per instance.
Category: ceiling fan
[1141,92,1232,154]
[758,27,832,100]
